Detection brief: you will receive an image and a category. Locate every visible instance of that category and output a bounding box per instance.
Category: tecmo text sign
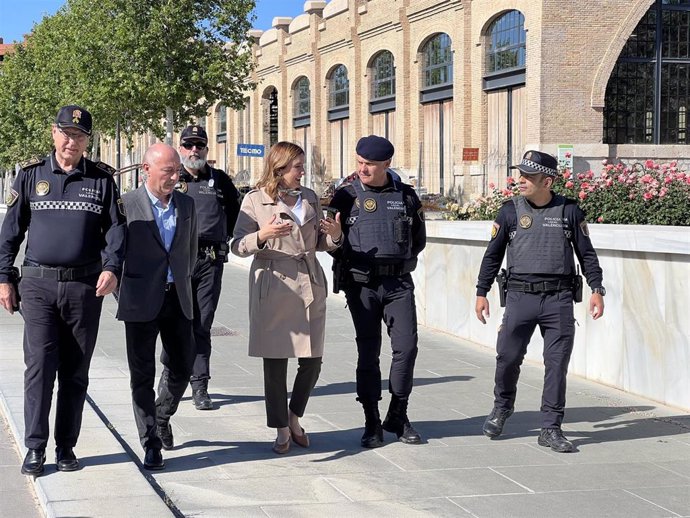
[236,144,265,157]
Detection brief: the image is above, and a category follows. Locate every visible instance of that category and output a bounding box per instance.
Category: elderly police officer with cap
[176,125,240,410]
[0,105,125,475]
[329,135,426,448]
[475,150,605,453]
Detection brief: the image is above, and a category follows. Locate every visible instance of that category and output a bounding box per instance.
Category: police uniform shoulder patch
[5,188,19,207]
[491,221,500,239]
[35,180,50,196]
[519,214,532,229]
[176,180,188,193]
[19,157,44,169]
[117,198,126,217]
[580,220,590,236]
[95,161,116,175]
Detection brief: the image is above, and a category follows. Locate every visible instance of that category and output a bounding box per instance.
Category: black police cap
[356,135,394,162]
[180,125,208,144]
[56,105,92,136]
[510,150,558,177]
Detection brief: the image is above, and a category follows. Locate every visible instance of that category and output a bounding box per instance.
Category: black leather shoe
[157,422,174,450]
[398,422,422,444]
[361,421,384,448]
[143,448,165,470]
[55,447,80,472]
[21,448,46,476]
[192,388,213,410]
[482,407,514,438]
[538,428,575,453]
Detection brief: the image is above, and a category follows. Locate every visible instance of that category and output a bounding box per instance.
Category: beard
[182,155,207,170]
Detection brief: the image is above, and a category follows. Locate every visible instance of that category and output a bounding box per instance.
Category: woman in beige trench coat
[231,142,342,453]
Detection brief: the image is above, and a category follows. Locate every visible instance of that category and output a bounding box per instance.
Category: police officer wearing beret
[329,135,426,448]
[475,150,605,453]
[0,105,126,475]
[176,125,240,410]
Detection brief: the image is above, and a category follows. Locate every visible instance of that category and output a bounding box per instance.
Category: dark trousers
[125,288,194,450]
[494,290,576,428]
[344,274,419,403]
[262,357,322,428]
[190,256,224,390]
[18,275,103,450]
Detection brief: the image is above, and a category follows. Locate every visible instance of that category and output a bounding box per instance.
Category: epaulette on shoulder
[562,196,578,205]
[19,157,44,169]
[95,161,116,175]
[502,198,514,206]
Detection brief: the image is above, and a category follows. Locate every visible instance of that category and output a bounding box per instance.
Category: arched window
[371,51,395,100]
[604,0,690,144]
[422,34,453,89]
[293,77,311,129]
[486,10,526,75]
[328,65,349,121]
[330,65,349,109]
[215,104,227,137]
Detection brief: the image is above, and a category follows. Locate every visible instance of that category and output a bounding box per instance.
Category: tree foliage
[0,0,256,168]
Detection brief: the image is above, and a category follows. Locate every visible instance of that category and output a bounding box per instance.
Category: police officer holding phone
[0,105,125,475]
[329,135,426,448]
[475,150,605,453]
[177,125,240,410]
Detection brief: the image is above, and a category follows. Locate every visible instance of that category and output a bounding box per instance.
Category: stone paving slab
[0,255,689,517]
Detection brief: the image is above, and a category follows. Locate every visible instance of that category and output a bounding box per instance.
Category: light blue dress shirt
[144,185,176,282]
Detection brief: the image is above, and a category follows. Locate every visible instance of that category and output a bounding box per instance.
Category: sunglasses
[181,141,206,150]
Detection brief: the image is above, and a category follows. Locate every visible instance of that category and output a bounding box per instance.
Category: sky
[0,0,308,43]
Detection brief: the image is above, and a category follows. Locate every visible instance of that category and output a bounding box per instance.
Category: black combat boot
[192,380,213,410]
[382,395,422,444]
[360,400,384,448]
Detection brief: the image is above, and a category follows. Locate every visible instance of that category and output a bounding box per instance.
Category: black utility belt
[348,262,411,282]
[21,261,102,281]
[506,280,574,293]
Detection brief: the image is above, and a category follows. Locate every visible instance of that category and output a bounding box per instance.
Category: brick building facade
[101,0,690,199]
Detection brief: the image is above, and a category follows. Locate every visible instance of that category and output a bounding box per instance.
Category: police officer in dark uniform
[329,135,426,448]
[176,125,240,410]
[0,105,126,475]
[475,150,605,453]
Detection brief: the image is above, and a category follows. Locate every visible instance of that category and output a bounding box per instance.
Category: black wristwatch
[592,287,606,296]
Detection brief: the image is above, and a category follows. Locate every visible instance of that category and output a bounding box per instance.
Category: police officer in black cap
[0,105,126,475]
[176,125,240,409]
[329,135,426,448]
[475,150,605,453]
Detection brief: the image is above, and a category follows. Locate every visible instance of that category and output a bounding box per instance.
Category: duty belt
[506,279,574,293]
[21,260,102,281]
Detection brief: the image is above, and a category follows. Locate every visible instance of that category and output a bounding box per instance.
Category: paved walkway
[0,256,689,517]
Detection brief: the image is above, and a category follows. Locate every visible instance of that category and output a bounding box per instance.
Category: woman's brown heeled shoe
[290,427,310,448]
[272,436,291,454]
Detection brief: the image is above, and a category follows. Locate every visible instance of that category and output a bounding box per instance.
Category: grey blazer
[116,185,198,322]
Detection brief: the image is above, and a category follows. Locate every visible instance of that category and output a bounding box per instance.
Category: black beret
[180,125,208,144]
[356,135,394,162]
[510,150,559,177]
[56,105,92,136]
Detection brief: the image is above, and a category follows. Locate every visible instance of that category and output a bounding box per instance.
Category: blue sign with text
[236,143,265,157]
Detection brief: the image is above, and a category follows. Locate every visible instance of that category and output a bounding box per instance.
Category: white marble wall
[228,222,690,411]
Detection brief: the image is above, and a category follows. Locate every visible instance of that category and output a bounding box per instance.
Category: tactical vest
[507,195,575,276]
[345,181,413,262]
[178,168,227,242]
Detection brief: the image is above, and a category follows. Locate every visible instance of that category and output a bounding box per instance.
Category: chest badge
[519,214,532,229]
[176,181,188,193]
[36,181,50,196]
[208,179,215,188]
[363,198,377,212]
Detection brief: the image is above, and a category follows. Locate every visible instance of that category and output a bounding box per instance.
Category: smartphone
[324,207,338,219]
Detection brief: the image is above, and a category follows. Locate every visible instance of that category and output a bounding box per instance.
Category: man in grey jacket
[117,143,198,470]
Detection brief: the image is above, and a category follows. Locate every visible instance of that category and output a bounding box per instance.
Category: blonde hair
[256,141,305,200]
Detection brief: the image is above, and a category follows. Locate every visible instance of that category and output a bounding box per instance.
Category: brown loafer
[290,427,310,448]
[272,437,291,454]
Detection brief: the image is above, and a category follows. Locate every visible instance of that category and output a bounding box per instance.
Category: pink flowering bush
[445,160,690,225]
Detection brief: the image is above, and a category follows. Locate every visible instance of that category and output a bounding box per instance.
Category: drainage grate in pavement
[210,326,239,337]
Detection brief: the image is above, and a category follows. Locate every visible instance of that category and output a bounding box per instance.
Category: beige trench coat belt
[258,254,320,308]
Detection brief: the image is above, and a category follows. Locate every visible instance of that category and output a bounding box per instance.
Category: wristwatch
[592,287,606,296]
